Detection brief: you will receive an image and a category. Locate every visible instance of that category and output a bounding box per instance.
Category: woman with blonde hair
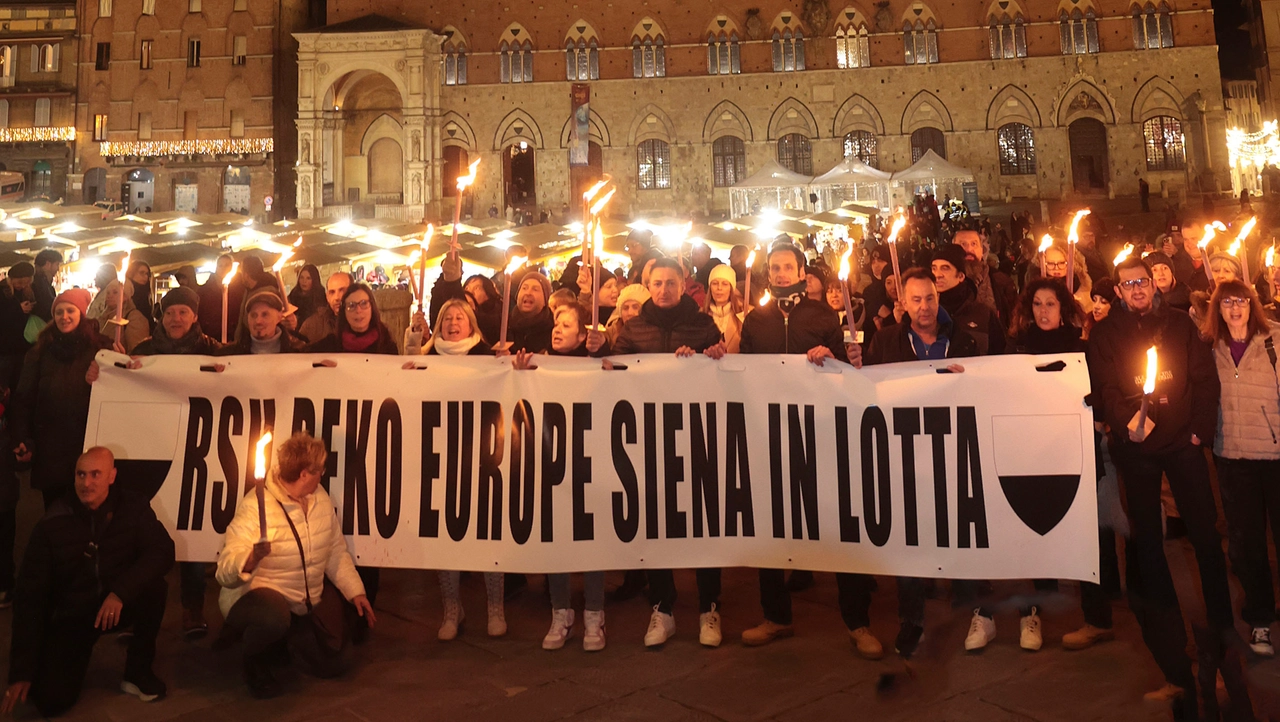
[701,265,744,353]
[92,280,149,353]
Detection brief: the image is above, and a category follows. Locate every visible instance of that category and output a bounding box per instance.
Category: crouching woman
[214,431,376,698]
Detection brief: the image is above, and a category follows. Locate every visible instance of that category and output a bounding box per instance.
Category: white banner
[85,352,1099,582]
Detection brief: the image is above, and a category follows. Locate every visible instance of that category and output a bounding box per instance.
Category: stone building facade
[0,1,77,201]
[297,0,1230,221]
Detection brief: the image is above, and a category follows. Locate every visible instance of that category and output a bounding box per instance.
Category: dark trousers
[1216,455,1280,627]
[1080,525,1119,629]
[1115,442,1232,693]
[759,570,884,629]
[647,568,721,614]
[357,567,380,604]
[29,578,166,718]
[954,578,1059,618]
[0,505,13,594]
[222,585,347,677]
[180,562,206,612]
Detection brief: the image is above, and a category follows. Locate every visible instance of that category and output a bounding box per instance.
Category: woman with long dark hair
[1009,277,1086,354]
[305,283,398,355]
[287,264,327,328]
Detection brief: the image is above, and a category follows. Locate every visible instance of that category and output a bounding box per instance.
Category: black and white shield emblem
[990,415,1083,536]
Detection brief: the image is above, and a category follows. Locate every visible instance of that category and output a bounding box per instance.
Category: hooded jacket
[612,296,723,354]
[1087,298,1220,454]
[1211,331,1280,460]
[864,307,980,365]
[938,279,1006,356]
[740,296,847,360]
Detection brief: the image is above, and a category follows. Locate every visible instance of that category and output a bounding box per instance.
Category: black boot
[244,654,281,699]
[609,570,647,602]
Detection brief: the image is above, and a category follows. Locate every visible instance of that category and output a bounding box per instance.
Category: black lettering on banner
[956,407,990,549]
[835,407,860,543]
[689,403,720,538]
[343,400,374,536]
[540,403,567,542]
[177,397,214,531]
[419,402,441,538]
[644,403,658,540]
[663,403,687,539]
[892,407,922,547]
[212,397,244,533]
[860,407,892,547]
[477,401,505,541]
[787,404,819,540]
[610,401,639,542]
[768,403,783,539]
[445,401,474,542]
[724,402,754,537]
[291,397,315,436]
[374,399,402,539]
[509,400,536,545]
[571,403,594,541]
[923,407,952,548]
[319,399,342,491]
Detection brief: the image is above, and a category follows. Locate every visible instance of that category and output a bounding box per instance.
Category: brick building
[295,0,1230,221]
[0,0,77,201]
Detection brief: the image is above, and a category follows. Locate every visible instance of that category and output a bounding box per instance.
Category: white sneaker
[583,610,606,652]
[542,608,575,650]
[964,610,997,651]
[1251,627,1275,657]
[1019,607,1043,651]
[644,606,676,647]
[699,604,722,648]
[438,605,465,641]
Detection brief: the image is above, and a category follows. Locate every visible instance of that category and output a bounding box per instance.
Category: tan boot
[1142,683,1186,703]
[1061,624,1115,651]
[849,627,884,660]
[741,620,794,646]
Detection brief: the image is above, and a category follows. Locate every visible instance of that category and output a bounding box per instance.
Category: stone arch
[1058,0,1099,14]
[558,107,611,148]
[133,78,159,112]
[330,69,405,109]
[987,0,1027,20]
[317,66,407,114]
[361,113,403,156]
[1131,76,1185,123]
[494,108,543,150]
[625,104,675,146]
[986,84,1041,129]
[901,1,939,26]
[565,18,600,44]
[833,93,885,136]
[1055,79,1115,125]
[92,16,113,41]
[901,90,953,134]
[180,12,207,39]
[440,25,468,52]
[133,14,159,43]
[631,16,665,42]
[440,111,475,150]
[703,100,753,142]
[178,84,204,126]
[768,97,819,140]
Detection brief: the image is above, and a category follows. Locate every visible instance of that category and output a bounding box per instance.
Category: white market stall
[810,157,891,212]
[729,160,812,219]
[890,150,975,207]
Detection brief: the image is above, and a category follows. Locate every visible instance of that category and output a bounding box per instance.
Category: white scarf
[429,333,482,356]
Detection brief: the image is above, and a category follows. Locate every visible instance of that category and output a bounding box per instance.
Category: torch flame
[1200,221,1227,249]
[1237,216,1258,243]
[1229,238,1243,257]
[746,249,757,269]
[1267,246,1276,268]
[504,255,526,276]
[1143,346,1158,396]
[593,222,604,255]
[886,215,907,244]
[119,251,131,283]
[455,159,480,192]
[221,261,239,287]
[1113,243,1134,266]
[408,249,421,265]
[759,290,772,307]
[838,248,854,282]
[422,223,435,244]
[1038,234,1054,254]
[271,248,294,273]
[590,188,616,217]
[293,236,303,248]
[254,431,272,480]
[1067,209,1092,245]
[582,179,608,204]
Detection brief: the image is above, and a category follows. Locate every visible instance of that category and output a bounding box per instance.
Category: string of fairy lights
[98,138,274,158]
[0,127,75,143]
[1226,121,1280,170]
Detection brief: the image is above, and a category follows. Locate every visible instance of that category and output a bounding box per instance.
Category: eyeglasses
[1220,296,1250,309]
[1044,261,1067,270]
[345,299,371,312]
[1118,278,1151,290]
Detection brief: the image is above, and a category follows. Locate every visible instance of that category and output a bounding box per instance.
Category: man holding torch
[1087,254,1230,717]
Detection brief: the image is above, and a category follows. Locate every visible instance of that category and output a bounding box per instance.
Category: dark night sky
[1214,0,1253,80]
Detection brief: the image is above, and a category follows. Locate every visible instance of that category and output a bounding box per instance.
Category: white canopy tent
[729,160,812,219]
[890,150,975,206]
[810,157,892,212]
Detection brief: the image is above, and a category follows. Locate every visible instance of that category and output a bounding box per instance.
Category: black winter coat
[8,488,175,683]
[428,276,502,345]
[133,324,224,356]
[215,329,308,356]
[1087,300,1219,454]
[740,297,848,361]
[31,272,54,323]
[1012,325,1087,355]
[864,314,980,365]
[506,307,554,354]
[305,323,400,355]
[939,280,1006,356]
[0,284,32,357]
[612,296,722,354]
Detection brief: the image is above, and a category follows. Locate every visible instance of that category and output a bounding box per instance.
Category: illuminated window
[843,130,878,168]
[997,123,1036,175]
[771,14,805,72]
[835,12,870,69]
[140,39,152,69]
[93,113,108,141]
[904,19,939,65]
[34,98,50,127]
[1132,2,1174,49]
[1143,116,1186,170]
[777,133,812,175]
[499,26,533,84]
[631,19,666,78]
[712,135,746,187]
[637,139,671,190]
[707,17,742,75]
[99,0,111,17]
[233,36,247,66]
[1060,8,1100,54]
[989,13,1027,59]
[442,28,468,86]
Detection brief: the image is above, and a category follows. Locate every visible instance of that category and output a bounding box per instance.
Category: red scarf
[340,327,379,352]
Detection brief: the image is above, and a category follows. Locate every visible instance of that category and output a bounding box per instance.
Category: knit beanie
[518,272,553,305]
[617,283,651,308]
[933,244,969,274]
[53,288,91,317]
[1143,251,1174,272]
[709,264,737,288]
[160,285,200,314]
[1091,278,1119,305]
[8,262,33,280]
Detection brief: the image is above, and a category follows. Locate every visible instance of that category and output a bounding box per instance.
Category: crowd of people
[0,198,1276,720]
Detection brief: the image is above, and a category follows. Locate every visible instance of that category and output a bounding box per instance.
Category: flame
[455,159,480,192]
[1267,246,1276,268]
[1237,216,1258,243]
[886,215,907,244]
[271,248,294,273]
[582,179,608,204]
[254,430,272,480]
[293,236,303,248]
[593,222,604,256]
[1228,238,1242,257]
[1113,243,1134,266]
[759,290,772,307]
[746,249,757,269]
[589,187,616,217]
[408,249,421,265]
[118,251,131,283]
[1067,209,1092,244]
[504,255,526,276]
[838,247,854,282]
[1038,234,1054,254]
[221,261,239,287]
[1143,346,1158,396]
[1199,221,1227,250]
[423,223,435,244]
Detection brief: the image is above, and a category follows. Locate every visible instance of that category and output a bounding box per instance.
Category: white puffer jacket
[1213,331,1280,460]
[216,472,365,617]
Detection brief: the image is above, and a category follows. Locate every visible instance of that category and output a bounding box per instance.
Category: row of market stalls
[729,150,975,219]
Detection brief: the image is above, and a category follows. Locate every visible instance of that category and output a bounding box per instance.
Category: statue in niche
[300,135,311,164]
[300,176,311,206]
[412,132,421,161]
[411,173,422,204]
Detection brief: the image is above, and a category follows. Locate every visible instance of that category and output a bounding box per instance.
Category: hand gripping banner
[85,351,1099,583]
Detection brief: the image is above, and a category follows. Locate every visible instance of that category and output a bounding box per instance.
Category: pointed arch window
[911,127,946,161]
[637,139,672,190]
[565,24,599,81]
[500,36,533,84]
[771,15,805,72]
[835,22,870,68]
[997,123,1036,175]
[989,13,1027,59]
[442,28,468,86]
[1060,7,1100,54]
[904,19,939,65]
[632,19,666,78]
[1143,116,1186,170]
[1133,2,1174,49]
[777,133,813,176]
[712,135,746,187]
[843,130,879,168]
[707,20,741,75]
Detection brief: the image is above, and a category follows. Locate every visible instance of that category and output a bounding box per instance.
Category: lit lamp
[1066,210,1091,294]
[450,160,480,262]
[253,430,273,542]
[221,261,240,344]
[1133,346,1157,442]
[497,255,527,352]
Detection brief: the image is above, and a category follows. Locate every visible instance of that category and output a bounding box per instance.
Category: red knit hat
[53,288,91,318]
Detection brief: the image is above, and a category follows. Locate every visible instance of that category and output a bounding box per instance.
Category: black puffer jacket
[613,296,723,354]
[939,280,1006,356]
[1087,299,1219,454]
[8,488,175,683]
[740,296,848,360]
[427,276,502,344]
[133,324,224,356]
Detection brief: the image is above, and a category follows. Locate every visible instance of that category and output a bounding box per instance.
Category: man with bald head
[299,271,352,343]
[3,448,174,717]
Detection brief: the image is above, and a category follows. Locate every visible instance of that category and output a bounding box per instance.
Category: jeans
[1114,441,1233,693]
[28,578,166,718]
[647,568,721,614]
[1216,455,1280,627]
[549,572,604,612]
